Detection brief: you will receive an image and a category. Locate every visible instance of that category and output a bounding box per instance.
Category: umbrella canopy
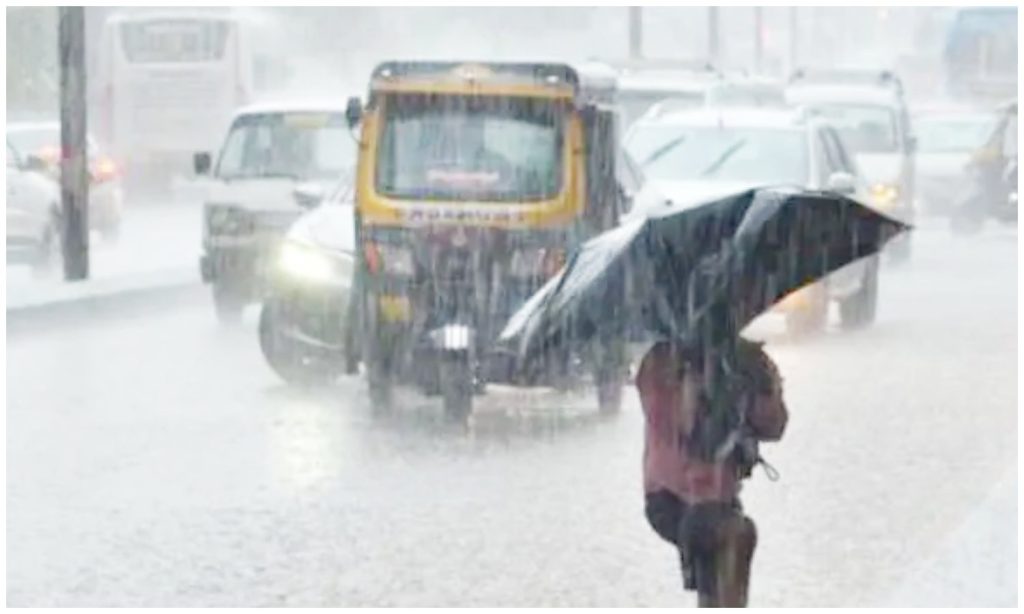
[499,186,909,372]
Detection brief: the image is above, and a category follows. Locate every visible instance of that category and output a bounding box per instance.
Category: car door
[817,127,871,296]
[6,142,49,243]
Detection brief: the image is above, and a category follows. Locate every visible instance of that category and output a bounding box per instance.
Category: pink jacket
[637,341,788,504]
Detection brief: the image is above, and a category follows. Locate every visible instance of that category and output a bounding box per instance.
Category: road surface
[7,222,1017,606]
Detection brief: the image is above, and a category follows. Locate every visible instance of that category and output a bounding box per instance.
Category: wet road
[7,222,1017,606]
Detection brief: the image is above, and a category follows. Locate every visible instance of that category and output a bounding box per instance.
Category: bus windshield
[121,18,230,63]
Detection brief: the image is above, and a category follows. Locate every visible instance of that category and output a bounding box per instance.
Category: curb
[6,268,204,332]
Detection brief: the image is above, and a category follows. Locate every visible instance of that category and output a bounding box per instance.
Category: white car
[624,106,881,334]
[194,100,356,322]
[6,140,61,276]
[911,104,1000,215]
[6,122,124,242]
[786,70,916,260]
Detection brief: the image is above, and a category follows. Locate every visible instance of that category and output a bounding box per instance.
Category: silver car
[6,140,61,276]
[624,105,881,334]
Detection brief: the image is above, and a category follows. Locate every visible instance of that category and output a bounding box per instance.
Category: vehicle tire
[31,218,60,279]
[440,352,473,422]
[212,282,246,324]
[784,283,828,336]
[363,311,397,414]
[258,303,342,387]
[100,223,121,245]
[839,257,879,329]
[950,197,986,235]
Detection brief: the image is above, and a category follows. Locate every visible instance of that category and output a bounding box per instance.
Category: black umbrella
[498,187,909,456]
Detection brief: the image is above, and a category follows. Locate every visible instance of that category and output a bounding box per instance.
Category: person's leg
[712,512,757,607]
[645,491,696,591]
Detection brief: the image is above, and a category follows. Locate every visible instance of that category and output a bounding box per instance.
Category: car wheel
[100,223,121,245]
[259,303,342,387]
[212,282,246,324]
[785,283,828,336]
[839,257,879,329]
[31,218,60,279]
[950,196,986,235]
[440,351,474,422]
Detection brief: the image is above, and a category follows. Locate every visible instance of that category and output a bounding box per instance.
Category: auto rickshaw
[343,61,629,419]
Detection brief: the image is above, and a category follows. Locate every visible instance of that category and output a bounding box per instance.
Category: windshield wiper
[698,139,748,178]
[641,135,688,167]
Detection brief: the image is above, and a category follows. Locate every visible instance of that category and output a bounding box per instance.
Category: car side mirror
[826,171,857,195]
[345,96,363,129]
[193,152,212,176]
[293,183,325,209]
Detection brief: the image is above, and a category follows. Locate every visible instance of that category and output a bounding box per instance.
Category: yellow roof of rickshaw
[368,61,578,100]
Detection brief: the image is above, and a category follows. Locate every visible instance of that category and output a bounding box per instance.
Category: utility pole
[58,7,89,280]
[708,7,720,65]
[788,6,798,75]
[753,6,764,74]
[628,7,643,60]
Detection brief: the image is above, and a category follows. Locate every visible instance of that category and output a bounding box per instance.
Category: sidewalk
[6,201,202,311]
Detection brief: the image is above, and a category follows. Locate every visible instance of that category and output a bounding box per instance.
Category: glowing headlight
[277,242,336,283]
[870,184,899,208]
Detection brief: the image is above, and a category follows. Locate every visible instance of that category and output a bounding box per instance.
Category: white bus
[95,9,290,194]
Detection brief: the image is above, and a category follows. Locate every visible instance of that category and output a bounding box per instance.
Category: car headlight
[364,242,415,277]
[205,203,252,235]
[870,183,899,208]
[277,241,337,283]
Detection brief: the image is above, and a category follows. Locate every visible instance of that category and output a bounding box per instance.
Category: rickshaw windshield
[376,93,566,202]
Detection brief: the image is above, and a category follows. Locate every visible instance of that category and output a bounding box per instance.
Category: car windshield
[216,112,354,181]
[806,104,900,153]
[618,90,706,127]
[376,93,564,202]
[626,124,808,185]
[914,114,998,153]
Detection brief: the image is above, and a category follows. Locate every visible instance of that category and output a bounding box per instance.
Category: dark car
[258,178,356,385]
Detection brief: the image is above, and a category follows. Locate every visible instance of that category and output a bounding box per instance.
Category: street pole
[708,7,720,66]
[789,6,798,75]
[58,6,89,280]
[629,7,643,60]
[753,6,764,75]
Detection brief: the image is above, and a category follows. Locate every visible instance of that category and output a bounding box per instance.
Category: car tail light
[91,156,119,183]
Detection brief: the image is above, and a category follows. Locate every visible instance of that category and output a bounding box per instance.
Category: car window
[628,124,809,185]
[816,131,842,182]
[914,115,999,153]
[807,104,900,153]
[823,127,856,174]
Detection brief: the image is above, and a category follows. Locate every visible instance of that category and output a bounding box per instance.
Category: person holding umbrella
[637,335,787,607]
[499,186,909,607]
